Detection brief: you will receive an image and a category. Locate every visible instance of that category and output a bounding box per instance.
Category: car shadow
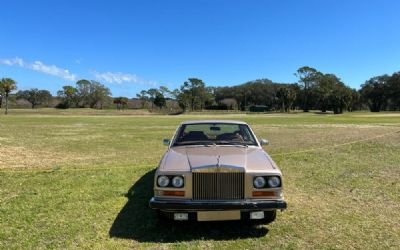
[109,169,269,243]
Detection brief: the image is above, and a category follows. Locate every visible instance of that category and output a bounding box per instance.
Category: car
[149,120,287,223]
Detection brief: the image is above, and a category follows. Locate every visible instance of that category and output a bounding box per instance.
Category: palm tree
[0,78,17,115]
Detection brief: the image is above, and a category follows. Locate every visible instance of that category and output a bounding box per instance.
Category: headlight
[172,176,184,188]
[253,176,266,188]
[157,175,169,187]
[267,176,281,188]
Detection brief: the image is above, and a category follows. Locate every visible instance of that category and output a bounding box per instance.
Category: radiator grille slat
[193,172,244,200]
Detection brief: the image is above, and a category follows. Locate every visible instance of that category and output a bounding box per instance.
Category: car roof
[180,120,248,125]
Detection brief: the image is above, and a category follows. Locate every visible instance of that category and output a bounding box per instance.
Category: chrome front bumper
[149,197,287,211]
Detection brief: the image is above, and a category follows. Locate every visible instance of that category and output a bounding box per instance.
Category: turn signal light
[162,191,185,196]
[252,191,276,197]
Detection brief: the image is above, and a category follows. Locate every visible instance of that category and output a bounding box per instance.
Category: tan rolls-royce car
[149,120,287,223]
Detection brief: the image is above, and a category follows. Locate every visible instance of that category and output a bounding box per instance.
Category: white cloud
[92,70,156,86]
[30,61,77,81]
[0,57,77,81]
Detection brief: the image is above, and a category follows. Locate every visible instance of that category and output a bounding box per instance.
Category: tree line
[359,72,400,112]
[1,66,400,114]
[135,66,400,114]
[56,80,111,109]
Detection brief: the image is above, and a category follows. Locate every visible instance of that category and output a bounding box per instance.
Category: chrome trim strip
[191,164,244,172]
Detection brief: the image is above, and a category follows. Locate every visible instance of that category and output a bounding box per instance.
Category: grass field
[0,109,399,249]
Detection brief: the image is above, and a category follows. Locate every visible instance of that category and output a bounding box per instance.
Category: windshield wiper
[215,141,249,147]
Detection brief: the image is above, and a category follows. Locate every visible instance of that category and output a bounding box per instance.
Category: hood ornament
[216,155,221,168]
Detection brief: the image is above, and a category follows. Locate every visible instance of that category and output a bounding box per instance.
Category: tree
[159,86,171,99]
[276,87,288,112]
[180,78,207,111]
[88,81,111,108]
[76,79,91,107]
[170,89,181,99]
[0,78,17,114]
[214,79,291,111]
[153,92,166,109]
[177,90,190,111]
[16,89,52,109]
[286,84,299,111]
[136,90,149,109]
[295,66,322,112]
[313,74,332,112]
[61,79,111,108]
[387,72,400,110]
[204,86,216,108]
[146,88,159,110]
[348,89,361,112]
[59,80,111,109]
[329,80,352,114]
[276,85,297,112]
[113,97,129,110]
[311,73,353,114]
[57,85,78,108]
[359,75,389,112]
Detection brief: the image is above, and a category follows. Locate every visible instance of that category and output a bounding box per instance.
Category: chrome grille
[192,172,244,200]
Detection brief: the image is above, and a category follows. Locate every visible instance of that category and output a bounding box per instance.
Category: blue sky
[1,0,399,97]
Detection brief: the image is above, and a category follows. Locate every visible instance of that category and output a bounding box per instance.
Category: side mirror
[163,139,171,146]
[260,139,269,146]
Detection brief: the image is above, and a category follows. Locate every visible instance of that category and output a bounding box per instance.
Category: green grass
[0,109,399,249]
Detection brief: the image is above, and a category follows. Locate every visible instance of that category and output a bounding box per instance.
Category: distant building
[249,105,268,112]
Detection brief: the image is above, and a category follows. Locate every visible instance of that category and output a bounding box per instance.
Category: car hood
[159,146,279,173]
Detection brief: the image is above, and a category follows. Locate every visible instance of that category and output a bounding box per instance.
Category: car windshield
[173,123,257,146]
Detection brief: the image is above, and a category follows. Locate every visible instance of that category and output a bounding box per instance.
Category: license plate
[197,210,241,221]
